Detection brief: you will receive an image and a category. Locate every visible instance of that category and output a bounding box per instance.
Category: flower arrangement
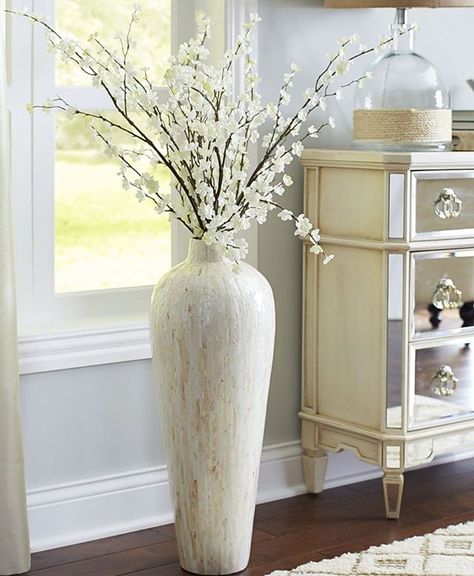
[13,8,404,263]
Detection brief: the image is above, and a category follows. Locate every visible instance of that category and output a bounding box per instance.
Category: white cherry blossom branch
[9,8,405,262]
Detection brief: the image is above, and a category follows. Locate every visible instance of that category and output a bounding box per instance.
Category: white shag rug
[268,521,474,576]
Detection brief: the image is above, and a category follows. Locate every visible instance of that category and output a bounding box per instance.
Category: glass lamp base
[353,9,452,155]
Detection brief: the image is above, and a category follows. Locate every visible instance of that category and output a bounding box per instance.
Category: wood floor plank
[31,530,171,572]
[120,562,186,576]
[253,487,358,523]
[30,541,179,576]
[152,525,175,540]
[255,491,387,537]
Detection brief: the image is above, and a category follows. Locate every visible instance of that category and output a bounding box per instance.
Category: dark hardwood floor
[26,457,474,576]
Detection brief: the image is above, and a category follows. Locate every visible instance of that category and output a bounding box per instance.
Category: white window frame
[8,0,258,374]
[31,0,174,329]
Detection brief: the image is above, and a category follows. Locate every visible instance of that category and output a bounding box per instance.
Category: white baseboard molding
[27,441,474,552]
[27,466,173,553]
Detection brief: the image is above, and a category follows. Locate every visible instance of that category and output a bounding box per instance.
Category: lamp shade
[325,0,474,6]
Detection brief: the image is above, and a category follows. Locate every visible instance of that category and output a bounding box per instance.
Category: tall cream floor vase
[0,2,31,574]
[151,239,275,575]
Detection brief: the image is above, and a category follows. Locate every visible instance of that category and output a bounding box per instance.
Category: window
[9,0,257,371]
[54,0,172,294]
[9,0,174,330]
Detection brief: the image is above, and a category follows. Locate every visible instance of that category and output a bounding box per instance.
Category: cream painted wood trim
[410,332,474,349]
[301,149,474,170]
[18,323,152,374]
[301,245,318,414]
[383,473,404,519]
[316,236,474,251]
[301,410,474,442]
[302,450,328,494]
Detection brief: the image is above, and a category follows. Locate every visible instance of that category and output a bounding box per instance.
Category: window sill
[18,322,152,375]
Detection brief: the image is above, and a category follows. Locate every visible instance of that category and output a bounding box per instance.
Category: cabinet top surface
[301,148,474,170]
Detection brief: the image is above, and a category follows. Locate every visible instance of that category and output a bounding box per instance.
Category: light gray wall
[20,361,164,490]
[19,0,474,494]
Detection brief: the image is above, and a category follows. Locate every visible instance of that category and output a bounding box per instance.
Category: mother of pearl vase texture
[150,238,276,575]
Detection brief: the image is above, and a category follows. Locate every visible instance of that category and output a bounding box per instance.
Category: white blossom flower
[328,116,336,129]
[278,209,293,221]
[280,89,291,106]
[292,142,303,156]
[283,174,293,187]
[294,214,312,237]
[298,109,308,121]
[42,97,54,112]
[266,102,277,118]
[290,125,301,137]
[335,59,350,75]
[322,72,333,84]
[323,254,335,265]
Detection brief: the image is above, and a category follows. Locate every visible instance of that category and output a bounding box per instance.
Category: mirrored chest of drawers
[300,149,474,518]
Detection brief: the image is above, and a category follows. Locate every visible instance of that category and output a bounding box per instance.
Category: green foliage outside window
[54,0,172,293]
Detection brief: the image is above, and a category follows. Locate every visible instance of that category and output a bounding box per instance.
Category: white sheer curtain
[0,2,31,574]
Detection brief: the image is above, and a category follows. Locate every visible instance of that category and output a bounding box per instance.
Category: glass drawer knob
[433,188,463,219]
[432,277,462,310]
[431,365,458,397]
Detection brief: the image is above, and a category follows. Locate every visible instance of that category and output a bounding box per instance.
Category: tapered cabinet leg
[383,472,404,519]
[303,449,328,494]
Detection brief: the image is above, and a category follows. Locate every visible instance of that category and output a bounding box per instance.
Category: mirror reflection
[409,342,474,428]
[386,254,404,429]
[415,176,474,236]
[413,251,474,335]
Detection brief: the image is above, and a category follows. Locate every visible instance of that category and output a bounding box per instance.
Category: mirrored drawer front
[412,249,474,337]
[412,171,474,240]
[409,340,474,429]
